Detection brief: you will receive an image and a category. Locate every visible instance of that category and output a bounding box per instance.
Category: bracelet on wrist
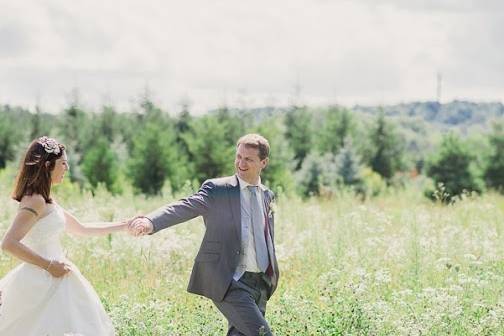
[45,260,53,271]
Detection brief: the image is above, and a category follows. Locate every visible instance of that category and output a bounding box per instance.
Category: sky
[1,0,503,114]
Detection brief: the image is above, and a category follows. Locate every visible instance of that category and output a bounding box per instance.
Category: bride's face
[50,152,69,185]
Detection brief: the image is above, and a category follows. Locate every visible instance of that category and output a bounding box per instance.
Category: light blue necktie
[247,186,270,272]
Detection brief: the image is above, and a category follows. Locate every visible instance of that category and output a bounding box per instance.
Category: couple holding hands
[0,134,279,336]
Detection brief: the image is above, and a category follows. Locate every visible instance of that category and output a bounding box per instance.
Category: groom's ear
[261,157,269,169]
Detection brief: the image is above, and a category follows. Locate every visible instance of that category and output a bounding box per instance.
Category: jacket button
[236,251,240,255]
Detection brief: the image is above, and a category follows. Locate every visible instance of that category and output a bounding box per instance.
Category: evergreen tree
[484,123,504,192]
[58,95,93,184]
[175,107,193,163]
[215,106,245,146]
[426,133,483,201]
[253,117,296,194]
[59,93,92,155]
[316,107,355,155]
[81,137,118,192]
[0,115,18,169]
[30,106,46,139]
[30,105,52,140]
[128,120,186,195]
[140,94,164,121]
[97,106,120,142]
[296,152,338,197]
[284,106,313,169]
[182,115,235,183]
[366,113,405,180]
[0,106,26,169]
[335,139,363,187]
[127,95,191,194]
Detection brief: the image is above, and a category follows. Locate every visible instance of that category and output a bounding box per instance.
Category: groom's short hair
[237,134,270,160]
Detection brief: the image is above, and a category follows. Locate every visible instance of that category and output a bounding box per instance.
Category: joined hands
[125,216,153,236]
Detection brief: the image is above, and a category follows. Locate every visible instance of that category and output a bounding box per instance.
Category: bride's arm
[2,195,52,269]
[63,210,127,236]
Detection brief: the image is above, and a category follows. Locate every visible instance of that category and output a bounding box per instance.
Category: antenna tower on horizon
[436,72,442,103]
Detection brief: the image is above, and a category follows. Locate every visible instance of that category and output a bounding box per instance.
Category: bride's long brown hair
[12,137,66,204]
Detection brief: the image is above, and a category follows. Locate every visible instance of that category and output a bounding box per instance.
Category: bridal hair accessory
[38,136,61,155]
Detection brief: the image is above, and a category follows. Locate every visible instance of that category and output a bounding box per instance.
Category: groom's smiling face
[235,144,268,185]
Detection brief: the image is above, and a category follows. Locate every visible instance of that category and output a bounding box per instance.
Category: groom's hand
[127,216,153,236]
[125,215,144,235]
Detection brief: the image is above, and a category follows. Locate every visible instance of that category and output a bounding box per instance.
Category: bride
[0,136,125,335]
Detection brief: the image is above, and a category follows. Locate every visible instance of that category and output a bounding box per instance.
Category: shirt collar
[236,175,267,191]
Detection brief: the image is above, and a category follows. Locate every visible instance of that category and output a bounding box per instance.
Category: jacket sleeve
[147,180,214,234]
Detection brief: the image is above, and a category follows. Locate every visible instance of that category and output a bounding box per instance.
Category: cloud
[357,0,504,13]
[0,22,33,58]
[444,13,504,87]
[0,0,502,113]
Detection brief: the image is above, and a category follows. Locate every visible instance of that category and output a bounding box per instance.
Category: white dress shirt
[233,175,267,280]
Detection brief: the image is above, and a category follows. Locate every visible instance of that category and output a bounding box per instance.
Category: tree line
[0,97,503,202]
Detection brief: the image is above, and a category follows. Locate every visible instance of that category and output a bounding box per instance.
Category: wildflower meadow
[1,168,504,335]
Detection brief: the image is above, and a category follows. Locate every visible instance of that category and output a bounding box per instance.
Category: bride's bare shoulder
[19,194,47,216]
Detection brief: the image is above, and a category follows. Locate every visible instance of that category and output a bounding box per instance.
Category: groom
[128,133,279,336]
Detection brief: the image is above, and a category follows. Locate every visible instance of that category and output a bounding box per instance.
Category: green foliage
[365,113,405,181]
[484,123,504,192]
[97,106,121,142]
[353,100,503,130]
[0,112,22,169]
[57,99,94,185]
[0,105,39,168]
[175,108,193,160]
[215,106,246,146]
[335,139,363,188]
[1,97,501,201]
[181,115,235,183]
[253,118,296,194]
[296,152,338,197]
[285,106,313,169]
[426,133,484,201]
[58,99,92,156]
[30,106,53,140]
[81,137,119,193]
[4,178,504,334]
[128,120,187,195]
[360,167,387,197]
[315,106,355,155]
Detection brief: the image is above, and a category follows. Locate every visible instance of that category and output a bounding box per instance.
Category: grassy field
[1,168,504,335]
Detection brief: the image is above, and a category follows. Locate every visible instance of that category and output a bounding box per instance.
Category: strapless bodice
[21,204,65,259]
[0,203,115,335]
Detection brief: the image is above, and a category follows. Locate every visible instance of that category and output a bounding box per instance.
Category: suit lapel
[227,175,242,242]
[262,189,273,237]
[262,189,271,217]
[262,189,279,281]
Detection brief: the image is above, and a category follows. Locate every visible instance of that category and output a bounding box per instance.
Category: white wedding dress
[0,204,115,335]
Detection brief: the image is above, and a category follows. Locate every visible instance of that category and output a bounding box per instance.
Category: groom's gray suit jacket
[146,175,279,302]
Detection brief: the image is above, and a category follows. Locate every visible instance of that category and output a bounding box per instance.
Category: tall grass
[1,167,504,335]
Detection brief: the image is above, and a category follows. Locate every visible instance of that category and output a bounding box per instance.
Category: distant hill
[352,100,504,135]
[213,100,503,159]
[216,100,504,135]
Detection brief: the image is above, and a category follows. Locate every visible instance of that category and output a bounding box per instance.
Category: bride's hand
[46,260,71,278]
[126,216,153,236]
[130,217,153,236]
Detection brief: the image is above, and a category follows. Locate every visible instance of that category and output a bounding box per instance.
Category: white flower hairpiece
[37,136,61,155]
